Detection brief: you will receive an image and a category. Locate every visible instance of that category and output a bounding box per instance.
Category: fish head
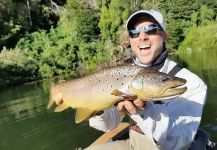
[129,69,187,100]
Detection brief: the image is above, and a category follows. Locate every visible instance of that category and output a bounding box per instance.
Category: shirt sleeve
[89,107,124,132]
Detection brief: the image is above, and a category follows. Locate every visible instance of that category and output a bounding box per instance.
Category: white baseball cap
[126,9,166,32]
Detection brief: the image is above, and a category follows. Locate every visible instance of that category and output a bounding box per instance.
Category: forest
[0,0,217,88]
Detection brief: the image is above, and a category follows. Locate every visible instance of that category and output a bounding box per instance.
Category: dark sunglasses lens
[145,27,158,34]
[129,29,140,38]
[129,24,160,38]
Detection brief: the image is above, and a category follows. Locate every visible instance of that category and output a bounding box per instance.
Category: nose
[139,30,149,41]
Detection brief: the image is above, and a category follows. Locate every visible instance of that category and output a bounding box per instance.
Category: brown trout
[47,65,187,123]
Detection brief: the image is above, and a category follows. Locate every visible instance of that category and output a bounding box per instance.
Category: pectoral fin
[75,108,96,123]
[111,89,127,96]
[111,89,137,100]
[54,103,70,112]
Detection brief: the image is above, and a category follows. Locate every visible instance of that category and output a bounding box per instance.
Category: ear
[162,32,168,42]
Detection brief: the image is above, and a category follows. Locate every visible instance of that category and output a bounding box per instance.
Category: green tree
[0,47,38,88]
[0,0,61,49]
[60,0,100,42]
[200,0,217,14]
[191,5,215,26]
[179,23,217,56]
[99,0,135,40]
[178,23,217,74]
[165,0,200,51]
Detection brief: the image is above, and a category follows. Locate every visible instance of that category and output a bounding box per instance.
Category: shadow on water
[0,80,102,150]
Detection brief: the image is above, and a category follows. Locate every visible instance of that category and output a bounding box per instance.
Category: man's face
[129,18,167,65]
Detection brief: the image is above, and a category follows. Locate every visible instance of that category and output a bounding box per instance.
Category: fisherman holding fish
[52,9,207,150]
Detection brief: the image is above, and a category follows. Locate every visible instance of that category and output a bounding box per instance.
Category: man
[55,9,207,150]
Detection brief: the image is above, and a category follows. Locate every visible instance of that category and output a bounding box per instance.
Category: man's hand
[117,99,146,115]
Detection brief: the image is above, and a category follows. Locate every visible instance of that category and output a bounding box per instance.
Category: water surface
[0,80,102,150]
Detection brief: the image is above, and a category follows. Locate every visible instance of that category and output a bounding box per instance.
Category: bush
[0,47,38,88]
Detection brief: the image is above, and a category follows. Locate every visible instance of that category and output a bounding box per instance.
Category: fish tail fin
[47,99,54,109]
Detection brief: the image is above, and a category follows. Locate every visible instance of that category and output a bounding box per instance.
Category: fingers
[117,101,138,115]
[55,93,63,105]
[133,99,146,108]
[117,101,124,111]
[123,101,138,115]
[117,99,146,115]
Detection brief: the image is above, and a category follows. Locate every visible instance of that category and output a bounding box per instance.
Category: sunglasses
[128,23,162,38]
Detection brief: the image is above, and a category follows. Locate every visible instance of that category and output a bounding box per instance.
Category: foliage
[191,5,215,26]
[0,47,38,88]
[0,0,61,49]
[178,23,217,77]
[16,27,78,78]
[179,23,217,59]
[60,0,100,42]
[77,41,111,75]
[16,25,110,79]
[98,0,137,40]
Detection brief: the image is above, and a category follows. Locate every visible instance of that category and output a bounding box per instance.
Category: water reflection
[0,80,102,150]
[0,95,46,123]
[179,48,217,141]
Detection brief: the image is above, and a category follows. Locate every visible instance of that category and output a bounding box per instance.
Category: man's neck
[133,58,151,67]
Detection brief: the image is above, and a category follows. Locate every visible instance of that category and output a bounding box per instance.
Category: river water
[0,80,102,150]
[0,50,217,149]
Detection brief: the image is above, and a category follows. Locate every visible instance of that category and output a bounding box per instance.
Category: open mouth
[161,80,187,97]
[170,84,187,92]
[139,44,151,50]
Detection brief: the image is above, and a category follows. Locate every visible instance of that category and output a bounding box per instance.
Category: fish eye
[161,76,169,82]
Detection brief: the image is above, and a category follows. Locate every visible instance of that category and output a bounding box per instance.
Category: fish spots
[116,78,119,81]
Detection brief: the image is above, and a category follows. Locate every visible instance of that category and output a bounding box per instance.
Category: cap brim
[127,13,157,30]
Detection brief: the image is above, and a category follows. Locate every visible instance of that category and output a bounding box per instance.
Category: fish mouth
[161,79,187,97]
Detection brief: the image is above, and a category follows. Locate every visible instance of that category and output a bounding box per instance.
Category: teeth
[139,44,151,49]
